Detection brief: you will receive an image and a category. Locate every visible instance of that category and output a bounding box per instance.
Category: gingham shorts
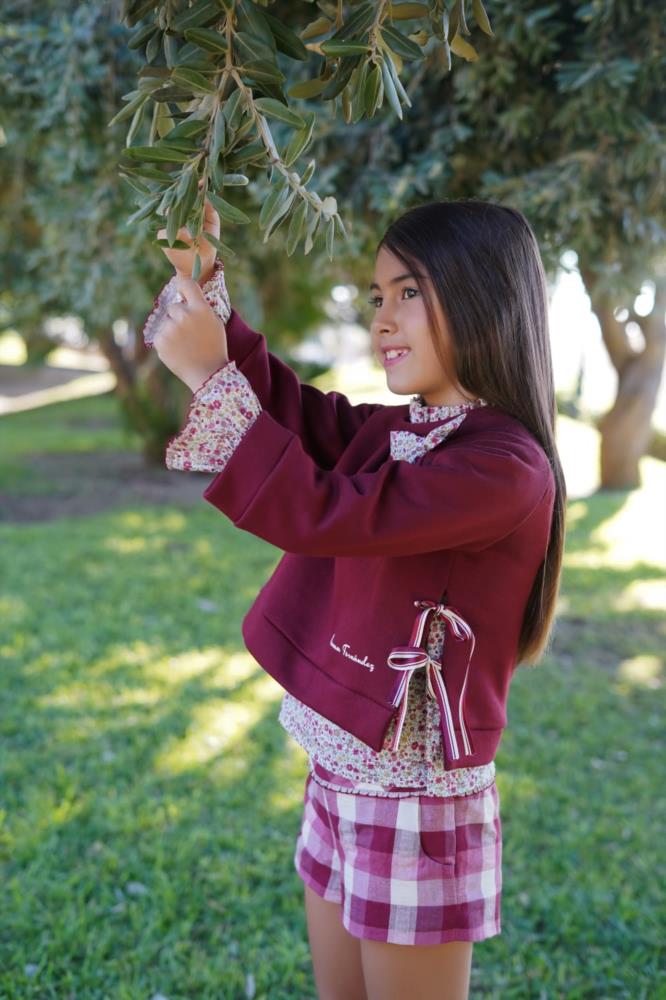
[294,771,502,945]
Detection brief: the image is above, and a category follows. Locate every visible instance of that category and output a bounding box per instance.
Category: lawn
[0,388,664,999]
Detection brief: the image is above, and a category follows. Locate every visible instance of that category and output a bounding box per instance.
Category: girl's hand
[153,274,229,393]
[157,189,220,285]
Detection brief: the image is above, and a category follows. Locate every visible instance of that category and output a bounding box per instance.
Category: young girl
[142,198,566,1000]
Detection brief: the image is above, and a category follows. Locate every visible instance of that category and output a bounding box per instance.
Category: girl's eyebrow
[369,272,423,291]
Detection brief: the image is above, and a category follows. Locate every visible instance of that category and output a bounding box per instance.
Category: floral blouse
[144,260,496,798]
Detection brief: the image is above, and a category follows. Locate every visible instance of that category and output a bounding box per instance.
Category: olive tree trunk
[94,322,185,466]
[580,270,666,489]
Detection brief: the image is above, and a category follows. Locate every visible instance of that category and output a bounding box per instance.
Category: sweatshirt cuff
[165,360,262,472]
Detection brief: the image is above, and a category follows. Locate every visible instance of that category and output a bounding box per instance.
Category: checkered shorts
[294,771,502,945]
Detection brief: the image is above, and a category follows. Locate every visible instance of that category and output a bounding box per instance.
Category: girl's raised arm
[216,289,383,468]
[143,199,383,468]
[201,404,555,559]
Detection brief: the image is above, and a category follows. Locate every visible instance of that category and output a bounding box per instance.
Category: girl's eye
[367,287,419,308]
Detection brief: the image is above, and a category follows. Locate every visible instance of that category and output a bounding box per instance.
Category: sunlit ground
[0,283,664,996]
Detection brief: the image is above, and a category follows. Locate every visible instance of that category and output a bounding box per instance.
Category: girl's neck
[417,394,483,409]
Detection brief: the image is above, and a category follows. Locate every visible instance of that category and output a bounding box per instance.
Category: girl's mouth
[382,348,411,368]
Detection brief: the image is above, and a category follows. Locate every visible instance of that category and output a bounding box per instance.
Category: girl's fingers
[164,305,187,322]
[173,274,207,303]
[203,199,220,236]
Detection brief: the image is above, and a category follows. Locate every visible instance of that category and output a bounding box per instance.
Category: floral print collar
[408,394,488,424]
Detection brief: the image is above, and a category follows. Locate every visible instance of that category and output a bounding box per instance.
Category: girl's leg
[360,939,473,1000]
[304,883,368,1000]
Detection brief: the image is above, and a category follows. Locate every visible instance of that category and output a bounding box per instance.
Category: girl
[142,199,566,1000]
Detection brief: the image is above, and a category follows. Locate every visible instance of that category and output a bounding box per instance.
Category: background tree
[1,0,491,460]
[305,0,665,488]
[2,0,663,486]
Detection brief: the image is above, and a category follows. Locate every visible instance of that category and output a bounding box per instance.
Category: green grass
[0,391,140,493]
[0,391,664,998]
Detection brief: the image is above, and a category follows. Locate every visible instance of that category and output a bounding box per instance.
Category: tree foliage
[114,0,494,276]
[2,1,663,483]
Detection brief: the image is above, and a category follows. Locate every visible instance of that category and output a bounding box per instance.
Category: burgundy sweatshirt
[201,308,556,771]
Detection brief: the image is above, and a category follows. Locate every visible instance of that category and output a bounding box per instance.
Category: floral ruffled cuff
[142,258,231,347]
[165,360,262,473]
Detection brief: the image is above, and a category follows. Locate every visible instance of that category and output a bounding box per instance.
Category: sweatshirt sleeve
[202,409,554,557]
[204,263,383,468]
[142,259,383,467]
[164,361,262,473]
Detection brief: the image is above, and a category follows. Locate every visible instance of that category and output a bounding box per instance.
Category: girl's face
[369,246,474,407]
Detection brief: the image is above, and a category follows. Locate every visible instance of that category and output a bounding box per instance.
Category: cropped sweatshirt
[142,260,556,782]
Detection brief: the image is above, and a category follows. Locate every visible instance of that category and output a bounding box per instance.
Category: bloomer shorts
[294,771,502,946]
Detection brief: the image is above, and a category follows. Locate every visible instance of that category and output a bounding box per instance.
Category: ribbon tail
[457,631,476,756]
[389,672,412,751]
[428,662,460,761]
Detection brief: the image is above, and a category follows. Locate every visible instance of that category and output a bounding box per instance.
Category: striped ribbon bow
[386,599,476,761]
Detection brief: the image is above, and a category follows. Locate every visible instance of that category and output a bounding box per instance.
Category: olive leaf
[108,91,149,128]
[183,27,228,53]
[303,209,321,255]
[171,67,217,94]
[258,176,290,228]
[384,49,412,107]
[234,30,276,65]
[320,40,369,57]
[288,78,329,99]
[299,15,333,41]
[301,159,316,185]
[286,199,309,256]
[201,231,238,258]
[225,140,265,169]
[262,10,309,61]
[254,98,306,129]
[126,194,162,225]
[170,0,221,32]
[325,216,336,261]
[380,58,403,120]
[120,163,174,182]
[328,3,374,41]
[222,173,249,186]
[363,63,383,117]
[284,111,316,167]
[210,109,226,163]
[379,24,423,61]
[128,24,158,51]
[222,88,244,131]
[472,0,493,36]
[450,33,479,61]
[261,186,298,240]
[388,2,429,17]
[236,0,275,50]
[123,145,192,162]
[207,191,251,225]
[242,59,286,85]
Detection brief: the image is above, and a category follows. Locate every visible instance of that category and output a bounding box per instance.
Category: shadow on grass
[0,397,664,996]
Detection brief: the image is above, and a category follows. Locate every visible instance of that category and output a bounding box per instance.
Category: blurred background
[1,1,664,998]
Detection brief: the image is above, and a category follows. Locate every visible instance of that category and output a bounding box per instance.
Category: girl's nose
[371,304,397,334]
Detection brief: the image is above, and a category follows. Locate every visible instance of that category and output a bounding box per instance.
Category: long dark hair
[378,200,566,666]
